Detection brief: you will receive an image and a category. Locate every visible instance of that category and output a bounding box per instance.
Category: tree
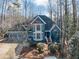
[7,0,23,26]
[64,0,69,40]
[48,0,58,21]
[0,0,7,25]
[72,0,77,33]
[69,32,79,59]
[48,0,53,20]
[0,0,8,38]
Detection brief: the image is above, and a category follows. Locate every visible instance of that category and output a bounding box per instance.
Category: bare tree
[64,0,69,40]
[0,0,7,25]
[59,0,64,58]
[72,0,77,32]
[64,0,70,58]
[48,0,53,20]
[24,0,29,19]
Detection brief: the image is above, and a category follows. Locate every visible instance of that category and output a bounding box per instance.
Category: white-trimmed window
[37,33,40,39]
[33,24,43,41]
[37,25,40,31]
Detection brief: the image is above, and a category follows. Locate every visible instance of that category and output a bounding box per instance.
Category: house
[28,15,61,43]
[5,15,61,43]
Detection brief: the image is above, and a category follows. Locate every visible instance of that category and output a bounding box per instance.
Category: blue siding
[51,26,60,43]
[28,15,60,43]
[28,24,46,43]
[42,24,45,41]
[45,32,50,38]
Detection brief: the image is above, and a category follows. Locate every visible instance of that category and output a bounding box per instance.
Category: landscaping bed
[20,43,62,59]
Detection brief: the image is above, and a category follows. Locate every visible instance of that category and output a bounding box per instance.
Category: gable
[32,17,45,24]
[50,24,61,32]
[31,16,46,24]
[30,15,55,31]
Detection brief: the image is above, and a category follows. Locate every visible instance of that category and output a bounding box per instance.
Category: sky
[33,0,48,6]
[32,0,79,16]
[0,0,79,17]
[0,0,58,17]
[30,0,57,16]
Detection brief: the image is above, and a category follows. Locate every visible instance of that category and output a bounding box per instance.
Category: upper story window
[34,24,43,31]
[37,25,40,31]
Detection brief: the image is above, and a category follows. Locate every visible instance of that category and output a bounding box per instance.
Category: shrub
[48,43,61,54]
[36,43,45,54]
[48,43,56,54]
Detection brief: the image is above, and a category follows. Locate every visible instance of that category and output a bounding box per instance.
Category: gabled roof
[31,15,55,31]
[50,24,61,32]
[31,15,46,24]
[40,15,55,30]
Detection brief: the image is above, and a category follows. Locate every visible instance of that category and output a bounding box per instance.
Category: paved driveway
[0,43,18,59]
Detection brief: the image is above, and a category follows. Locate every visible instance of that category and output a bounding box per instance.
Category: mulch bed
[20,44,62,59]
[20,44,50,59]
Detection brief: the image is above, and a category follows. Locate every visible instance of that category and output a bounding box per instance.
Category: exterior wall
[45,32,50,38]
[28,24,46,43]
[28,24,60,43]
[51,27,60,43]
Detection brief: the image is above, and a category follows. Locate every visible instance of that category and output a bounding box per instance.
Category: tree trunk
[0,0,5,25]
[48,0,53,20]
[64,0,69,40]
[72,0,77,32]
[59,0,64,58]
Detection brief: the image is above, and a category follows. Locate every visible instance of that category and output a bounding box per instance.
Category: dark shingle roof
[38,15,55,30]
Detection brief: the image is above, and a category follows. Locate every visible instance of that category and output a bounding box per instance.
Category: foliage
[0,28,6,38]
[48,43,61,54]
[69,33,79,59]
[36,43,45,54]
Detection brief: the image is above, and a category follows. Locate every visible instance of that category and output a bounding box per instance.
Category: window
[37,25,40,31]
[33,24,43,41]
[37,33,40,39]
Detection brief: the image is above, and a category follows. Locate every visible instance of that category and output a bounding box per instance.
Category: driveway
[0,43,18,59]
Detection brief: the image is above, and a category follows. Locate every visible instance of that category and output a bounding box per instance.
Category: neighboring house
[5,15,61,43]
[4,24,27,42]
